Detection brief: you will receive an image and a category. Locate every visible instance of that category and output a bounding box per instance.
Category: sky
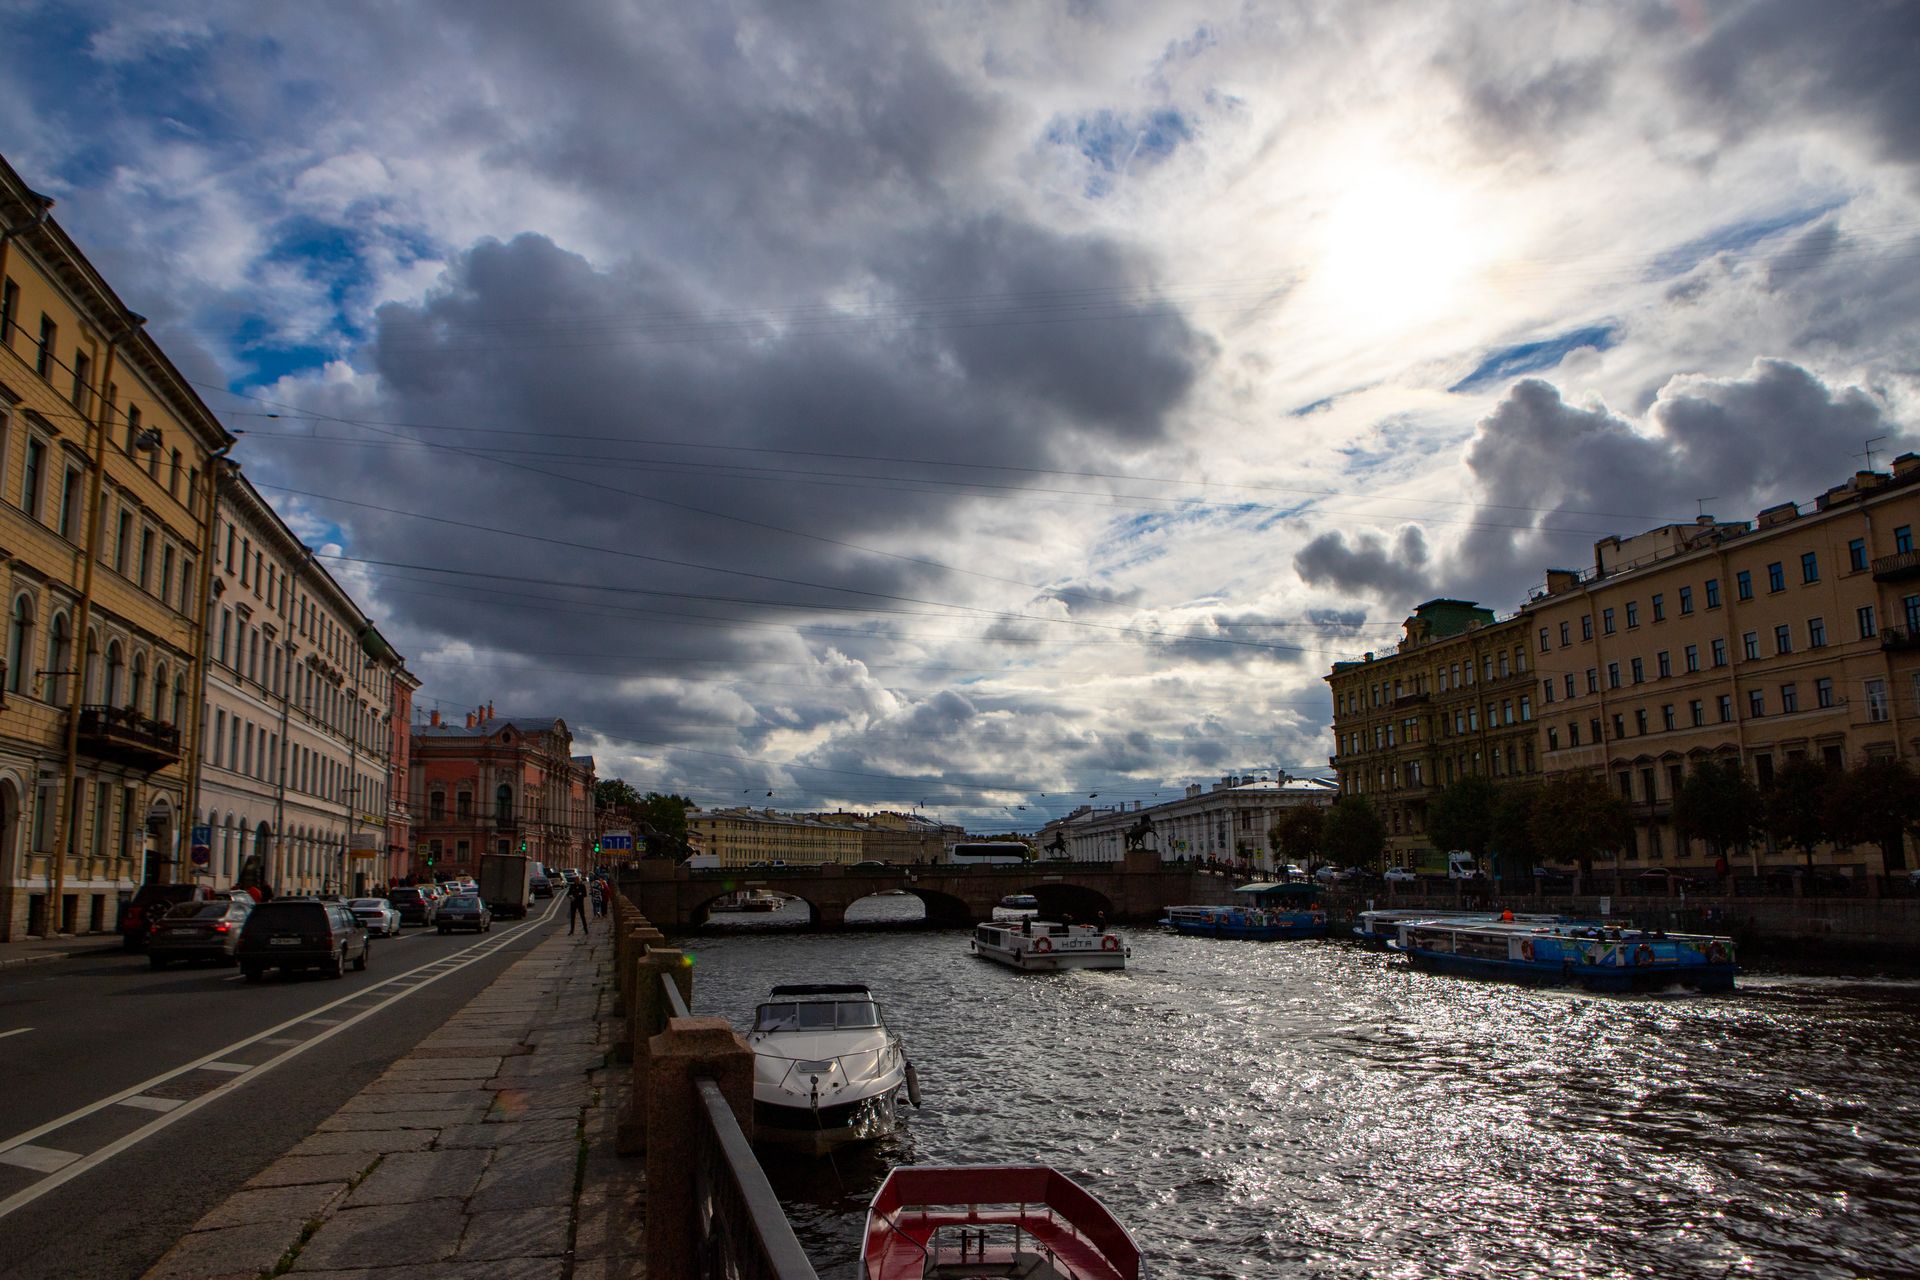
[4,1,1917,829]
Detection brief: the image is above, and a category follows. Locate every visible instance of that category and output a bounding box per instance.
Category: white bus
[946,841,1033,865]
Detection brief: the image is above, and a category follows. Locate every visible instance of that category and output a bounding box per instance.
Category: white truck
[479,853,533,919]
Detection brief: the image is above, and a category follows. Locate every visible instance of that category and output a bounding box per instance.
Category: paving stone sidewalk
[143,921,646,1280]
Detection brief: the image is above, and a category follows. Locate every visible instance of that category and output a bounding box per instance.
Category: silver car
[148,897,254,968]
[348,897,402,937]
[437,894,493,934]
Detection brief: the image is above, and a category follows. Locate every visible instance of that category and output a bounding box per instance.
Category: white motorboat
[970,920,1129,972]
[747,983,920,1153]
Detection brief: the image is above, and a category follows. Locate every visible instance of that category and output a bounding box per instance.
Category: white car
[348,897,403,937]
[1383,867,1417,883]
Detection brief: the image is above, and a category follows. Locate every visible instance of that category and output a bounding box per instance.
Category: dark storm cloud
[1677,0,1920,169]
[1293,525,1431,603]
[1449,360,1912,602]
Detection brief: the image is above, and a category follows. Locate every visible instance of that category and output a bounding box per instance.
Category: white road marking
[262,1038,301,1046]
[200,1061,251,1073]
[116,1096,183,1113]
[0,896,560,1221]
[0,1144,79,1173]
[304,1018,343,1026]
[0,1028,31,1041]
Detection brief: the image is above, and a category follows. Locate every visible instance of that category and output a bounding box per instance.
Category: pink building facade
[409,704,596,881]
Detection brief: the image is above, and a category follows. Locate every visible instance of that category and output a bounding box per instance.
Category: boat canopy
[1234,882,1318,902]
[769,983,873,999]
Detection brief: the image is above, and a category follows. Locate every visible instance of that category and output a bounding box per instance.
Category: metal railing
[692,1079,820,1280]
[662,969,690,1020]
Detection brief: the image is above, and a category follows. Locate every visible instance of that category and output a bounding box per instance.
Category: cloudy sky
[5,1,1916,828]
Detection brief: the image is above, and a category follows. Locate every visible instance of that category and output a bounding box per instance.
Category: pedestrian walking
[590,877,606,918]
[567,877,589,934]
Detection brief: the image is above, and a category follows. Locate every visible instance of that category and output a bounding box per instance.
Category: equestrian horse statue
[1123,812,1156,852]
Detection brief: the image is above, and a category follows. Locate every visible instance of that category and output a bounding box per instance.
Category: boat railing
[692,1079,821,1280]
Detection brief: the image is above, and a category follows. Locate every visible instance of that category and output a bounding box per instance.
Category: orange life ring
[1201,913,1214,924]
[1101,935,1120,952]
[1519,939,1535,962]
[1033,936,1052,954]
[1706,941,1730,964]
[1635,943,1656,967]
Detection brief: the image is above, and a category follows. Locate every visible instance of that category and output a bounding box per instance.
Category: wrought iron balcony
[77,704,182,772]
[1872,548,1920,583]
[1881,628,1920,654]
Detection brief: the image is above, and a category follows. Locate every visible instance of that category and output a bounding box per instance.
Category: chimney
[429,709,440,727]
[465,712,476,729]
[487,701,495,720]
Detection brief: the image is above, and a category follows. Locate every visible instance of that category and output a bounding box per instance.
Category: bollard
[616,948,693,1151]
[643,1017,755,1280]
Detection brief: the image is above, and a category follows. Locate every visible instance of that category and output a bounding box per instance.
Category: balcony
[1882,628,1920,654]
[1872,548,1920,583]
[77,704,182,772]
[1392,691,1430,708]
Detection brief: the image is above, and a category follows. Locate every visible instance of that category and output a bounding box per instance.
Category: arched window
[495,783,513,824]
[104,640,124,706]
[83,629,99,702]
[130,651,147,712]
[6,595,34,695]
[44,611,70,705]
[153,663,170,721]
[171,676,185,727]
[429,788,446,821]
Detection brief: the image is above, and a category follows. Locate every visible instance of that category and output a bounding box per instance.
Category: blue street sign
[191,824,212,846]
[602,832,633,851]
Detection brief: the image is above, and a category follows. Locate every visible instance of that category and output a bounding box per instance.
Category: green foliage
[1427,776,1498,858]
[1268,806,1325,868]
[1762,756,1835,867]
[1528,772,1632,873]
[635,792,695,857]
[595,778,645,810]
[1490,784,1541,878]
[1827,758,1920,870]
[1672,758,1760,861]
[1320,796,1385,869]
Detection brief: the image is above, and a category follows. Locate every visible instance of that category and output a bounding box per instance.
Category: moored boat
[862,1164,1142,1280]
[999,893,1039,909]
[1160,881,1328,940]
[971,920,1128,971]
[1353,907,1566,948]
[747,984,920,1153]
[1392,919,1738,992]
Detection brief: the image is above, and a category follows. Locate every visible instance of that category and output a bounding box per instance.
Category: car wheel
[241,965,263,982]
[328,948,346,979]
[438,926,449,935]
[354,944,368,972]
[149,955,169,971]
[223,952,240,967]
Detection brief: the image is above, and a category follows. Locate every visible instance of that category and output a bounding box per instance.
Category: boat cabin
[754,984,884,1033]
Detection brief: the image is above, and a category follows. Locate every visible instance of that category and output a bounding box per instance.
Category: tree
[595,778,644,811]
[1489,784,1541,880]
[1427,777,1497,861]
[1268,806,1325,872]
[1672,758,1760,868]
[1826,758,1920,873]
[1528,772,1632,876]
[1321,796,1385,870]
[1762,756,1836,870]
[634,792,695,859]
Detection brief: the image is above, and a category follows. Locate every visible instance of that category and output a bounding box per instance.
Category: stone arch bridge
[617,851,1235,930]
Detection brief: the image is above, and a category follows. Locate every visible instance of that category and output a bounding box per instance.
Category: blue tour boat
[1161,882,1328,940]
[1390,918,1737,992]
[1352,908,1567,948]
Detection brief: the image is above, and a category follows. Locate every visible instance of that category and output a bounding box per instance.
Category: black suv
[237,899,370,981]
[119,883,217,950]
[388,886,437,926]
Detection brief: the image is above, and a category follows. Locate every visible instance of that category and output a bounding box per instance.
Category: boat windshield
[754,1000,882,1031]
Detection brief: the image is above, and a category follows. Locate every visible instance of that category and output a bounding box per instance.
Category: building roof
[415,715,567,739]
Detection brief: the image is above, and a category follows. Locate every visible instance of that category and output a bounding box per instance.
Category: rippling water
[685,897,1920,1279]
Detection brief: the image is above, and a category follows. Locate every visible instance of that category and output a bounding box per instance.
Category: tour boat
[747,984,921,1153]
[970,920,1129,971]
[1352,907,1567,948]
[1391,919,1738,992]
[862,1164,1142,1280]
[1160,881,1328,940]
[998,893,1039,909]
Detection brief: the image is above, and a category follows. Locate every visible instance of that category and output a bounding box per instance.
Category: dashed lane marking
[200,1062,252,1073]
[115,1096,183,1113]
[0,1145,80,1173]
[0,1028,31,1041]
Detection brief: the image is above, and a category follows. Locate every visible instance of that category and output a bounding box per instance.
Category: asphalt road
[0,895,571,1280]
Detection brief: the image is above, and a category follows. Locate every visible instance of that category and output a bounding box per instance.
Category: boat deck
[867,1208,1128,1280]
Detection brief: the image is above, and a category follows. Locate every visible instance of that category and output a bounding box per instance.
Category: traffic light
[519,840,527,853]
[593,840,602,854]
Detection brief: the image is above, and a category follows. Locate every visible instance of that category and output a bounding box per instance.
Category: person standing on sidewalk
[567,877,590,934]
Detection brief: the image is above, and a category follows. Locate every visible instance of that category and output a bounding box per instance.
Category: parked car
[348,897,403,937]
[1383,867,1417,883]
[119,883,218,950]
[437,895,493,934]
[388,886,438,926]
[849,860,891,870]
[147,897,254,968]
[237,898,370,981]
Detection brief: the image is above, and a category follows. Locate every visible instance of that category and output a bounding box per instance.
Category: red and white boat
[862,1164,1142,1280]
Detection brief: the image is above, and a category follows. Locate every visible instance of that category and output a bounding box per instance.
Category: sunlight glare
[1308,168,1489,331]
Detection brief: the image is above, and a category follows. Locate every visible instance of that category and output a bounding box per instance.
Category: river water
[687,896,1920,1279]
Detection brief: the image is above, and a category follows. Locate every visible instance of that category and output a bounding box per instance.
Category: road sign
[191,824,212,846]
[190,844,211,868]
[601,832,633,851]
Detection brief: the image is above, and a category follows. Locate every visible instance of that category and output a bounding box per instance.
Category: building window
[1625,602,1639,628]
[137,528,153,589]
[1848,538,1867,572]
[1780,683,1798,714]
[1634,709,1648,735]
[71,348,92,412]
[1547,727,1560,750]
[1630,657,1644,684]
[1705,579,1721,608]
[1712,638,1728,667]
[1774,624,1792,655]
[1748,689,1765,718]
[35,315,56,378]
[1808,617,1826,647]
[1568,722,1580,747]
[1602,607,1616,635]
[1765,561,1783,592]
[1718,695,1733,722]
[56,467,80,541]
[1689,699,1704,726]
[1679,585,1694,615]
[1611,713,1625,739]
[1564,673,1576,699]
[1607,662,1621,689]
[5,596,33,695]
[1800,552,1818,584]
[21,436,45,517]
[1866,679,1888,723]
[1736,570,1752,601]
[1519,695,1532,721]
[1905,593,1920,635]
[496,783,513,823]
[1539,627,1551,652]
[1684,644,1699,673]
[1858,605,1877,639]
[1651,594,1665,622]
[0,277,16,347]
[1742,632,1759,661]
[1559,621,1570,646]
[456,789,472,819]
[1581,615,1594,641]
[1543,679,1555,705]
[1815,677,1834,709]
[1896,526,1914,555]
[1656,651,1671,678]
[1586,668,1598,693]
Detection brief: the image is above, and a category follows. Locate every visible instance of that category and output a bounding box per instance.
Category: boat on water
[747,983,920,1153]
[1391,919,1738,992]
[862,1164,1142,1280]
[998,893,1039,909]
[713,889,782,913]
[1352,907,1567,948]
[1160,881,1328,940]
[971,920,1128,971]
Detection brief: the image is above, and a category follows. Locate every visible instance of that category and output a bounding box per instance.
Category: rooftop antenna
[1695,496,1718,518]
[1858,435,1887,471]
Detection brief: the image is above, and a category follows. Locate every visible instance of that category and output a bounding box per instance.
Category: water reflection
[687,897,1920,1278]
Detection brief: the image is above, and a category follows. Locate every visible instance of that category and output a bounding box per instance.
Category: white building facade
[194,471,408,896]
[1039,774,1339,869]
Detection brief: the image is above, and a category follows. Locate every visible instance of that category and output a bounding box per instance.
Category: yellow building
[1327,601,1540,867]
[687,807,866,867]
[0,154,233,939]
